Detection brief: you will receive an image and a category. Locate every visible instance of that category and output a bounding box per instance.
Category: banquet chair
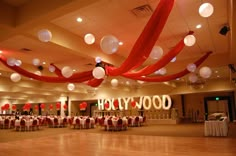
[20,119,26,131]
[53,118,59,128]
[128,118,132,127]
[116,118,123,131]
[85,118,90,129]
[107,119,114,131]
[10,119,15,129]
[4,119,10,129]
[62,118,67,127]
[75,118,81,129]
[134,116,139,127]
[32,120,38,131]
[47,119,53,128]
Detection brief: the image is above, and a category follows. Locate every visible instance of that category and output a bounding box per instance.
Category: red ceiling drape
[105,0,175,76]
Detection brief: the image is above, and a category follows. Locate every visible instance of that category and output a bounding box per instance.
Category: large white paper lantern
[155,68,167,75]
[92,67,105,79]
[199,3,214,18]
[111,79,119,87]
[61,66,73,78]
[95,57,102,63]
[199,66,212,78]
[7,58,16,66]
[100,35,119,54]
[170,57,176,63]
[32,58,40,66]
[48,65,56,72]
[15,60,22,66]
[188,73,198,83]
[184,35,196,46]
[38,29,52,42]
[10,73,21,82]
[84,33,95,45]
[34,71,42,76]
[187,63,197,72]
[67,83,75,91]
[149,46,163,60]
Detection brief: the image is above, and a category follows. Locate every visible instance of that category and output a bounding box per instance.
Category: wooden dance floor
[0,124,236,156]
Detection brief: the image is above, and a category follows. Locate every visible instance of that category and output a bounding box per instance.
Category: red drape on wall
[106,0,175,76]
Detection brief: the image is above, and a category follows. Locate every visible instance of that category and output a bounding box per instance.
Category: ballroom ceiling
[0,0,235,103]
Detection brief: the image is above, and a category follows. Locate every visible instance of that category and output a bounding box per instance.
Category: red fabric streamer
[86,78,104,87]
[106,0,175,76]
[0,55,94,83]
[124,51,212,82]
[122,31,193,78]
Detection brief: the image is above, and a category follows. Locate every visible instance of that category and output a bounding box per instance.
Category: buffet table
[204,117,228,136]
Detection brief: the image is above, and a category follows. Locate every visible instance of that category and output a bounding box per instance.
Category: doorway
[204,96,233,121]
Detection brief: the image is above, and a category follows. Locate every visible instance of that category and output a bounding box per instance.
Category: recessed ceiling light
[42,62,46,65]
[0,73,2,75]
[119,41,123,45]
[196,24,202,29]
[0,50,2,53]
[215,70,218,73]
[73,69,76,72]
[76,17,83,23]
[217,75,220,78]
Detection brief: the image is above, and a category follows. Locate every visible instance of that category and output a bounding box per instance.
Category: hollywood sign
[97,95,172,111]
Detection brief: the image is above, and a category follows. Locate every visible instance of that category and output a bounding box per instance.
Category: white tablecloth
[204,118,228,136]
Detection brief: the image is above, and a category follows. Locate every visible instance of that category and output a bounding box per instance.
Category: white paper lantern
[48,65,56,72]
[61,66,73,78]
[170,57,176,63]
[92,67,105,79]
[10,73,21,82]
[100,35,119,54]
[7,58,16,66]
[155,68,167,75]
[111,79,119,87]
[38,29,52,42]
[32,58,40,66]
[199,3,214,18]
[15,60,22,66]
[34,71,42,76]
[137,80,145,84]
[184,35,196,46]
[67,83,75,91]
[187,63,197,72]
[126,81,130,85]
[188,73,198,83]
[199,66,212,78]
[84,33,95,45]
[149,46,163,60]
[95,57,102,63]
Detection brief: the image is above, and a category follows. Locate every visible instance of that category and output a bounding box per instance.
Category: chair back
[33,120,37,126]
[117,118,122,125]
[108,119,113,126]
[4,119,9,125]
[54,118,58,124]
[76,118,80,124]
[128,118,132,124]
[20,119,25,126]
[86,118,90,124]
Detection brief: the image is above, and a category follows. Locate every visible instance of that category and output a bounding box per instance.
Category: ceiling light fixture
[119,41,123,45]
[196,24,202,29]
[76,17,83,22]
